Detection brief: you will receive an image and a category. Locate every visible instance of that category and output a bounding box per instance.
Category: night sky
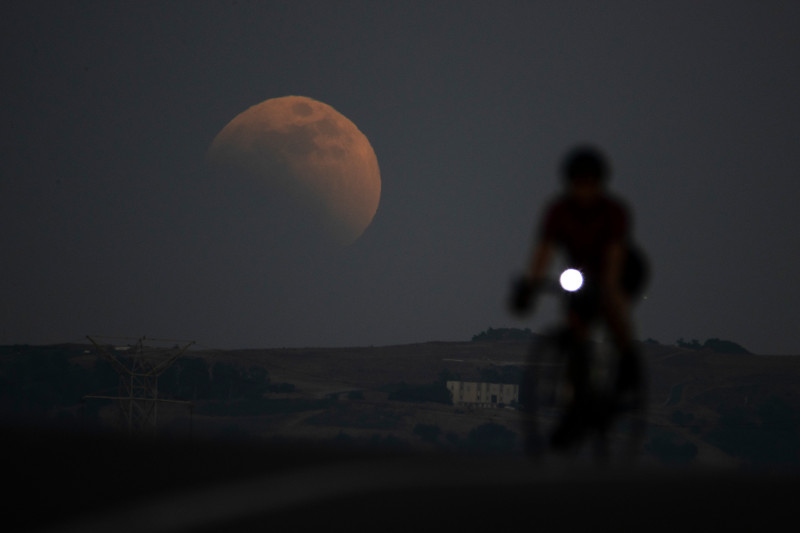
[3,1,799,354]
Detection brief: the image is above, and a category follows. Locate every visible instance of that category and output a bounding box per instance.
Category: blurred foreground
[6,424,800,533]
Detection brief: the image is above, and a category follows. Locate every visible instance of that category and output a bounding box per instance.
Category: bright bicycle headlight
[559,268,584,292]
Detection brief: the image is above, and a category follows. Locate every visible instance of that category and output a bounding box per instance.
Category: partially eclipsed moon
[207,96,381,245]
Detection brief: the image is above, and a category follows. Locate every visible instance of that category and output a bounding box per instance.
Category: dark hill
[2,339,800,468]
[3,340,800,531]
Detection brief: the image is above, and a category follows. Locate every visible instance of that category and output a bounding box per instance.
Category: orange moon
[207,96,381,245]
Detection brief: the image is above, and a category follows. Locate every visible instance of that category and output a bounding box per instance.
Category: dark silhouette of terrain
[3,339,800,531]
[3,339,800,464]
[4,423,800,532]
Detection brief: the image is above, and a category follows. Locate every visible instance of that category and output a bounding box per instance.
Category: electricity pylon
[84,335,194,437]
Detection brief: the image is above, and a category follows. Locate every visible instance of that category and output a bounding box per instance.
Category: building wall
[446,381,519,408]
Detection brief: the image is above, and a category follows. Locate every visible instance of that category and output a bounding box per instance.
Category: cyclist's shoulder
[545,192,630,215]
[543,193,572,214]
[600,192,630,213]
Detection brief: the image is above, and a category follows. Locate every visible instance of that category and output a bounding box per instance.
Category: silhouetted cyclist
[511,145,648,452]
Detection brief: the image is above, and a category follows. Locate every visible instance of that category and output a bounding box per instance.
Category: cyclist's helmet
[561,145,610,183]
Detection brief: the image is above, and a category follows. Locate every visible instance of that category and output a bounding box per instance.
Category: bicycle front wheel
[519,329,573,457]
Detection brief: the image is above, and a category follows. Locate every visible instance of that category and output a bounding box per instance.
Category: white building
[446,381,519,408]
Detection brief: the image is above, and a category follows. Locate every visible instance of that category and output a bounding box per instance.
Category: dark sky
[3,1,799,354]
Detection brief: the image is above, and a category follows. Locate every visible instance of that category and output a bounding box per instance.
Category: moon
[207,96,381,245]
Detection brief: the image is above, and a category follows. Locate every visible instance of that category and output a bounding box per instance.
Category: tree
[211,362,239,400]
[703,338,750,354]
[387,381,451,404]
[676,338,751,354]
[472,327,535,342]
[176,357,211,400]
[677,338,702,350]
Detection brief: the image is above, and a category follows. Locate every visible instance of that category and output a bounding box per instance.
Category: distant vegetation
[160,358,274,402]
[307,402,401,430]
[414,422,517,453]
[198,397,332,417]
[0,346,298,423]
[475,330,752,355]
[413,423,442,443]
[384,369,456,404]
[676,338,751,354]
[4,341,798,466]
[471,327,535,342]
[706,396,800,466]
[0,344,114,422]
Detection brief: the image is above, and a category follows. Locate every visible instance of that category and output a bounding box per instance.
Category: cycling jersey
[539,193,630,281]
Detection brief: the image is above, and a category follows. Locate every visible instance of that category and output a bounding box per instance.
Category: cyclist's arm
[604,240,625,291]
[528,239,555,284]
[604,199,630,300]
[603,239,633,346]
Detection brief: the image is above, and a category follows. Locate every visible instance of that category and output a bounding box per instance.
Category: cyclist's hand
[509,276,538,316]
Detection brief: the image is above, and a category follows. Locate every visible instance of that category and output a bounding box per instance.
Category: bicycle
[517,269,648,462]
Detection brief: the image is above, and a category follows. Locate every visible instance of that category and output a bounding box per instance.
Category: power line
[84,335,194,437]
